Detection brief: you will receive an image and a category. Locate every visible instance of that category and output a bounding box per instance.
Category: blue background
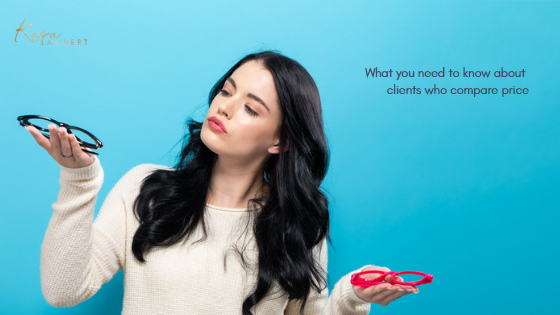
[1,0,559,314]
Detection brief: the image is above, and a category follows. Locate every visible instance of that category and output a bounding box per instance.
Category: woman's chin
[201,129,226,156]
[201,131,216,152]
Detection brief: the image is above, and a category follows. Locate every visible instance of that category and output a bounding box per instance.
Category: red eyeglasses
[350,270,434,287]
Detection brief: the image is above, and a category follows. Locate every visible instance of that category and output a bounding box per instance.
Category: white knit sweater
[40,157,371,314]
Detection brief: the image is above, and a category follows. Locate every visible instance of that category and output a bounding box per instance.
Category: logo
[15,19,88,46]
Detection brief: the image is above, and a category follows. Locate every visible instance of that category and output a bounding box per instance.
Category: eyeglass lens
[393,272,426,283]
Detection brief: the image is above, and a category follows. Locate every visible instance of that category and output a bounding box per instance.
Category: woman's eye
[219,89,257,116]
[245,105,258,116]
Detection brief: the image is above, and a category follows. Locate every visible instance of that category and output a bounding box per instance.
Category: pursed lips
[208,116,227,133]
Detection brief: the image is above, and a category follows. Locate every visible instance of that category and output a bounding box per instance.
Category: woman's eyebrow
[226,77,270,113]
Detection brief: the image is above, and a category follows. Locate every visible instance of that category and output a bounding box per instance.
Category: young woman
[27,51,419,315]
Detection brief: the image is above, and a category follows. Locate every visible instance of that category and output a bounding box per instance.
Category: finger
[49,124,62,154]
[393,284,408,292]
[69,134,94,165]
[376,283,393,291]
[381,284,411,298]
[356,283,388,299]
[25,125,52,151]
[368,285,397,305]
[394,285,415,294]
[406,286,419,294]
[379,290,407,306]
[366,284,394,298]
[58,127,73,157]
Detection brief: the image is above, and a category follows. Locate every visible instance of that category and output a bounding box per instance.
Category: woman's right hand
[26,124,95,169]
[352,266,419,307]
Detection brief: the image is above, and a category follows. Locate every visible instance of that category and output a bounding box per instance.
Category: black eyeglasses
[17,115,103,155]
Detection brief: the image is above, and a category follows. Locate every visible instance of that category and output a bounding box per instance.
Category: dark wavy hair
[131,50,331,314]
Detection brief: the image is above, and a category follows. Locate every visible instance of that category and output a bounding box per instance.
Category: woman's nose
[218,97,239,118]
[218,101,230,118]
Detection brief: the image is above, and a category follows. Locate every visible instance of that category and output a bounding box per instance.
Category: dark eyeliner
[245,105,258,116]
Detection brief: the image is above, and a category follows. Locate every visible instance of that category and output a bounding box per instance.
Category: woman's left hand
[352,265,419,306]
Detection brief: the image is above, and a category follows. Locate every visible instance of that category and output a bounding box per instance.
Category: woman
[27,51,419,315]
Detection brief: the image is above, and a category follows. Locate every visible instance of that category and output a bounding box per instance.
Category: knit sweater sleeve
[40,157,151,307]
[283,239,371,315]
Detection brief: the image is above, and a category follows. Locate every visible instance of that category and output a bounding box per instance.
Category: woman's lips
[208,116,227,133]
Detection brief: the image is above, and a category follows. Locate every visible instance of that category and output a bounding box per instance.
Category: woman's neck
[206,156,268,209]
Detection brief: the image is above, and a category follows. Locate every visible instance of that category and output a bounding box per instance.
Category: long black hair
[131,50,330,314]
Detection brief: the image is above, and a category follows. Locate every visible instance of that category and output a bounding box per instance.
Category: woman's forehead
[228,60,280,113]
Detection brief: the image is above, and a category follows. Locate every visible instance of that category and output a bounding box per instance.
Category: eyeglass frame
[350,270,433,287]
[17,115,103,155]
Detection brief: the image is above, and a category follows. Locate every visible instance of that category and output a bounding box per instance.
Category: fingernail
[406,289,412,292]
[397,289,404,292]
[386,287,392,290]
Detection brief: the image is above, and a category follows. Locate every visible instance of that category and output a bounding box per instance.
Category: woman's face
[201,60,283,163]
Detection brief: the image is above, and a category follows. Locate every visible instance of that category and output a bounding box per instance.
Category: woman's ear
[269,137,289,154]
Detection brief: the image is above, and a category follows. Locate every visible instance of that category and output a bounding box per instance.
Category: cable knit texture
[40,157,372,314]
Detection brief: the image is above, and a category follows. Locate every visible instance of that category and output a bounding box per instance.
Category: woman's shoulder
[127,163,173,175]
[117,163,174,187]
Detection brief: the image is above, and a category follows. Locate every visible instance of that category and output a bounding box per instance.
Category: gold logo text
[15,19,87,46]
